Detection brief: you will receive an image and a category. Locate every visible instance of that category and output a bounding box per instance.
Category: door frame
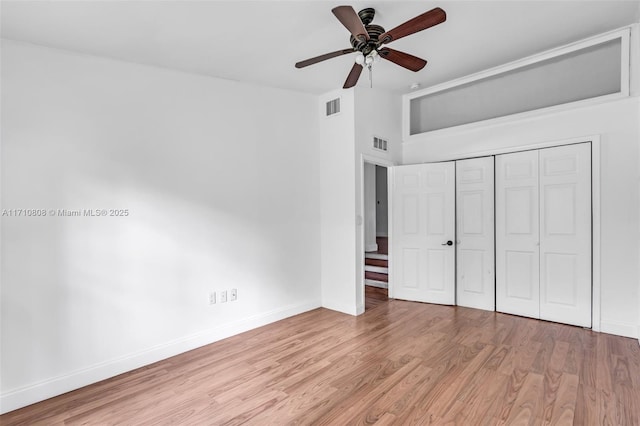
[358,154,396,313]
[385,135,601,331]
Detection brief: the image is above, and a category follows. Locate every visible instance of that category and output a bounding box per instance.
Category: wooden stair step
[365,253,388,260]
[365,258,388,267]
[365,271,388,282]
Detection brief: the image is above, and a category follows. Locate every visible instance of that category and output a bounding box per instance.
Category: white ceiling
[2,1,639,95]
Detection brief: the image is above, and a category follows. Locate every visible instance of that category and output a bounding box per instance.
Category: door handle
[442,240,453,246]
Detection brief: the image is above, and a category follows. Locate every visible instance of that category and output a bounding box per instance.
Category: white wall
[317,87,402,315]
[403,96,640,338]
[318,89,357,315]
[363,162,377,252]
[375,166,388,237]
[0,40,321,413]
[636,24,640,343]
[354,88,402,312]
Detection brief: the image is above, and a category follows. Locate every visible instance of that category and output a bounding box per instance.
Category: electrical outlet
[220,290,227,303]
[209,292,216,305]
[230,288,237,301]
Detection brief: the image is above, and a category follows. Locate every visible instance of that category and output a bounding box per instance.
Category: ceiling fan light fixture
[355,52,365,65]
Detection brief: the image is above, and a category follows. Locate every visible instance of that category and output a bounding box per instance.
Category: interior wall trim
[600,320,639,339]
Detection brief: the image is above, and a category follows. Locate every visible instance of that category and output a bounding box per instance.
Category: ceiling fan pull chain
[369,64,373,88]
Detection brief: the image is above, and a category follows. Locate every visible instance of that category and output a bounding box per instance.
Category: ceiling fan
[295,6,446,89]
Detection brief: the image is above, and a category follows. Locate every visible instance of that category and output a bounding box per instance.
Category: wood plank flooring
[2,296,639,425]
[365,285,388,310]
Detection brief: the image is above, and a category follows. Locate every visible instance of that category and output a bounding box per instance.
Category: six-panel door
[539,144,591,327]
[456,157,495,311]
[391,162,456,304]
[496,150,541,318]
[495,144,592,326]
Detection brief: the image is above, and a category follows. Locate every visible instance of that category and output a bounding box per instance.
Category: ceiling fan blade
[343,63,363,88]
[295,48,354,68]
[379,48,427,72]
[379,7,446,44]
[332,6,369,41]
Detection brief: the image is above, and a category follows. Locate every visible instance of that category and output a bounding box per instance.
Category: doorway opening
[364,163,389,310]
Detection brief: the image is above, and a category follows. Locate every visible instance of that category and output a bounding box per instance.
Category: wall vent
[325,98,340,116]
[373,136,388,152]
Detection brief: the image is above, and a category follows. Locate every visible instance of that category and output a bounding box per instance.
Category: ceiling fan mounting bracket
[357,8,376,25]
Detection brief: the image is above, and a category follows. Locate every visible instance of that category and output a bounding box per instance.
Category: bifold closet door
[496,150,540,319]
[391,162,456,305]
[539,144,591,327]
[496,144,592,327]
[456,157,495,311]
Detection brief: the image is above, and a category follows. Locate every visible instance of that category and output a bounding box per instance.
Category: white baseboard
[0,299,321,415]
[600,319,638,339]
[321,299,358,316]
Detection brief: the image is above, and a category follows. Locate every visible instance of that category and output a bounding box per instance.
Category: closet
[391,142,592,328]
[496,143,592,327]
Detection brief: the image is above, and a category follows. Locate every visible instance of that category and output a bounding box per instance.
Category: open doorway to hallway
[364,163,389,310]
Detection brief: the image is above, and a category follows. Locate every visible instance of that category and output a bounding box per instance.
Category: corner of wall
[637,82,640,347]
[353,88,402,313]
[318,88,358,316]
[629,23,640,97]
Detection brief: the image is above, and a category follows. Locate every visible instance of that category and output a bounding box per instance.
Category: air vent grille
[326,98,340,116]
[373,136,388,151]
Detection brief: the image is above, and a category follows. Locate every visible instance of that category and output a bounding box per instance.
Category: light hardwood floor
[365,285,388,310]
[2,294,639,425]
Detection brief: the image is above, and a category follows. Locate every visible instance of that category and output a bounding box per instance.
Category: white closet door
[391,162,456,305]
[496,150,540,319]
[539,144,591,327]
[456,157,495,311]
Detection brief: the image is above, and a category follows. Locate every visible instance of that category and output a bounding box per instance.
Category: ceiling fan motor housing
[350,24,385,55]
[348,8,384,55]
